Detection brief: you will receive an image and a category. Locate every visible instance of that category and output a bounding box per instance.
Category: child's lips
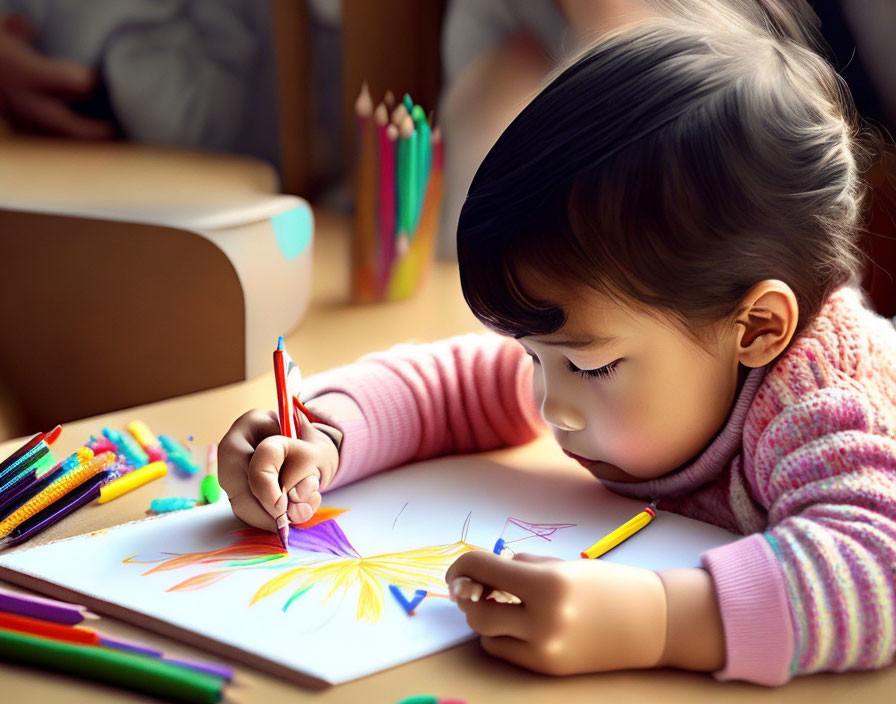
[562,448,596,467]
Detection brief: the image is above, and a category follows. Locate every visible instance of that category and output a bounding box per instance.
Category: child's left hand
[446,551,667,675]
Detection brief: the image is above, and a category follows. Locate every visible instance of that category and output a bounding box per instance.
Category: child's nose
[540,395,586,432]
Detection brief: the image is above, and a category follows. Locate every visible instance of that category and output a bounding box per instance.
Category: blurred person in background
[0,0,279,167]
[437,0,896,261]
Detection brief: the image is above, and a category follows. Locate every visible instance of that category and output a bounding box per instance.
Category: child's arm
[298,333,544,490]
[219,334,543,528]
[699,384,896,685]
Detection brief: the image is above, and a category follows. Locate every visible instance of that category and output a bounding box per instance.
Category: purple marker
[0,587,93,625]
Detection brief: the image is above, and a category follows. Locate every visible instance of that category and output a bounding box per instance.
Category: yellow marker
[98,461,167,504]
[580,502,657,559]
[0,452,116,538]
[125,420,158,449]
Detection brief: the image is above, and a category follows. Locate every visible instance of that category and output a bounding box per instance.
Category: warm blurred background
[0,0,893,443]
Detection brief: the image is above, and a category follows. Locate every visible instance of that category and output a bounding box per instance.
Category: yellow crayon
[580,502,657,559]
[125,420,158,450]
[98,461,167,504]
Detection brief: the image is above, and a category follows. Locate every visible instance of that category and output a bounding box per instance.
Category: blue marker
[150,497,198,513]
[492,538,505,555]
[103,427,149,468]
[158,435,200,475]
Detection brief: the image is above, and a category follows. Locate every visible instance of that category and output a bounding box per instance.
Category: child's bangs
[458,190,569,338]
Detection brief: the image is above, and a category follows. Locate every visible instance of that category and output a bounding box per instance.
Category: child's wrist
[655,567,726,672]
[310,422,342,452]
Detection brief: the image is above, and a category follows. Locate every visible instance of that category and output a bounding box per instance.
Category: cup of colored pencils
[353,83,444,303]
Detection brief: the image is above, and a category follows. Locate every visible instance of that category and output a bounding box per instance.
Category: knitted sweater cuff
[701,533,794,686]
[301,362,421,490]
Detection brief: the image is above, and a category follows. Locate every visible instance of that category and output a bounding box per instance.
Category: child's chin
[587,461,641,483]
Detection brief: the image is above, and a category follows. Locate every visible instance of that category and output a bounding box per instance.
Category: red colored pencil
[376,104,396,297]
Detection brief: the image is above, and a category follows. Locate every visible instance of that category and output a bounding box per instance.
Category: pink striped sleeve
[721,386,896,683]
[300,334,544,489]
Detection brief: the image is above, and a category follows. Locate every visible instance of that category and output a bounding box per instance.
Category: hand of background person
[0,14,115,139]
[446,551,667,675]
[218,408,339,532]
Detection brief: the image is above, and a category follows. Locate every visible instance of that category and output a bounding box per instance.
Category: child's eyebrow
[538,334,618,350]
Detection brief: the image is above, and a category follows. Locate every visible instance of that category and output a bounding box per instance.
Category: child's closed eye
[568,359,620,380]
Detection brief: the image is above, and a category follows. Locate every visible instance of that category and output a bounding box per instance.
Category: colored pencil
[0,611,234,681]
[0,425,61,478]
[0,470,117,548]
[353,81,379,302]
[375,102,396,297]
[0,452,116,538]
[580,502,657,559]
[0,628,225,703]
[0,445,90,512]
[0,586,96,625]
[387,127,443,300]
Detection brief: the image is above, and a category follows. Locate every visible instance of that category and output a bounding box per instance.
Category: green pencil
[0,628,224,703]
[396,113,417,239]
[410,104,430,233]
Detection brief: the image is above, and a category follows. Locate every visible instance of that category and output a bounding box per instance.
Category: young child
[218,16,896,687]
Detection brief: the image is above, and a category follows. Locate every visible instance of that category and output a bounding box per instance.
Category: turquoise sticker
[272,205,313,261]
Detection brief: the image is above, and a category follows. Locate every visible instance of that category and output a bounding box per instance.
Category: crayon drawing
[0,459,738,685]
[123,506,577,623]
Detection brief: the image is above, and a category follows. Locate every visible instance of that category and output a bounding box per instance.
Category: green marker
[0,629,224,703]
[200,443,222,504]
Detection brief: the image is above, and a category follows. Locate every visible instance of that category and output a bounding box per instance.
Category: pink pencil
[377,108,397,297]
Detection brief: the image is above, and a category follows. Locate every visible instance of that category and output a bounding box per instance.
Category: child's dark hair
[457,17,867,345]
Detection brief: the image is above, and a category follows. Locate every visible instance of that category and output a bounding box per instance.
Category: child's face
[516,276,744,483]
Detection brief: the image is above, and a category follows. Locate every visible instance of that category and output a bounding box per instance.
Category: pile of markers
[0,420,221,549]
[352,84,444,302]
[0,587,231,702]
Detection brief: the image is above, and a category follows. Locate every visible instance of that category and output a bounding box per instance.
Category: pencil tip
[277,335,284,350]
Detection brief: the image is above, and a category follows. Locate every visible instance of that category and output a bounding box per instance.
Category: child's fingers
[286,475,321,524]
[286,489,321,524]
[455,594,530,640]
[287,473,320,504]
[246,435,292,518]
[276,442,323,512]
[217,409,280,500]
[228,492,281,532]
[448,576,483,603]
[446,550,543,603]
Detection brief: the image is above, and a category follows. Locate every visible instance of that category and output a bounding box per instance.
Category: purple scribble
[288,519,360,558]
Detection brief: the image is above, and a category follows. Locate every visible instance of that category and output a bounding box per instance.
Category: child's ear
[733,280,799,368]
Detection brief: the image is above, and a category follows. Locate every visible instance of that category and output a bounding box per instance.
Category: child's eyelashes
[568,359,620,380]
[523,349,619,380]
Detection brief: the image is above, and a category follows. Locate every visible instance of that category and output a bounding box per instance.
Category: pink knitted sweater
[303,287,896,686]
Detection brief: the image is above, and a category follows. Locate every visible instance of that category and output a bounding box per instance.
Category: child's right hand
[217,408,339,532]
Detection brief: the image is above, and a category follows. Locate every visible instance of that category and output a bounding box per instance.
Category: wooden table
[2,210,893,702]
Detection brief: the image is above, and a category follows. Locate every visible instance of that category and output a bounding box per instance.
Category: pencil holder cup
[352,87,443,303]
